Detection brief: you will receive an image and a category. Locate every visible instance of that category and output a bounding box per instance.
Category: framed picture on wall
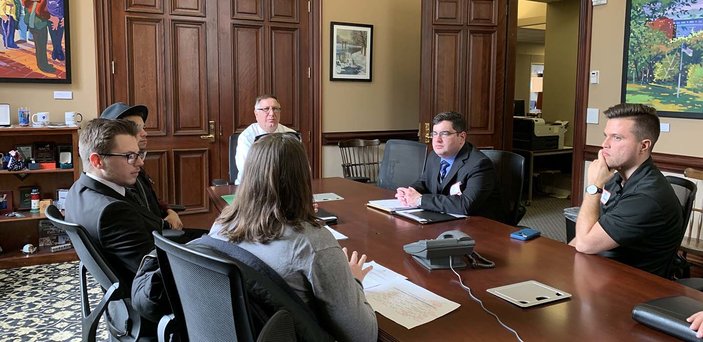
[330,22,373,82]
[0,0,72,83]
[621,0,703,119]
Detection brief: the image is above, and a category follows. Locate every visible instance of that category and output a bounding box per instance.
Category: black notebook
[315,208,338,224]
[632,295,703,342]
[394,209,464,225]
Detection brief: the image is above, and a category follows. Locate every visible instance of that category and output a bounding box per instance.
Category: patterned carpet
[0,261,109,341]
[518,193,573,243]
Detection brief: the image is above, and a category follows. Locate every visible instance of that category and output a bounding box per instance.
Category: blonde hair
[216,133,319,243]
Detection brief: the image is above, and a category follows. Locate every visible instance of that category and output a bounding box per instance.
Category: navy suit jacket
[411,142,507,222]
[65,173,165,288]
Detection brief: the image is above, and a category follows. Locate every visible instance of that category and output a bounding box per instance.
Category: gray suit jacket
[411,142,507,222]
[65,173,165,287]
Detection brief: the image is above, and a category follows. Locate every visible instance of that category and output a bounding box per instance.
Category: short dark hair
[604,103,660,149]
[79,118,139,170]
[254,94,278,107]
[432,112,466,133]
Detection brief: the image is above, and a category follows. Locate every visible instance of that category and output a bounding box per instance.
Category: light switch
[660,123,670,132]
[54,91,73,100]
[590,70,599,84]
[586,108,599,124]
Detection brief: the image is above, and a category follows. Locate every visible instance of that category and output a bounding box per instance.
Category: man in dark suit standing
[65,118,162,286]
[395,112,506,222]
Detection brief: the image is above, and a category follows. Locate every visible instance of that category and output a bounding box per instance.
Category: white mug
[65,111,83,126]
[31,112,49,126]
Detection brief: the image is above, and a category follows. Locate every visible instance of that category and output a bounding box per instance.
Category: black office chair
[338,139,381,183]
[152,233,334,342]
[377,139,428,190]
[481,150,527,226]
[661,176,698,282]
[212,133,239,186]
[45,205,150,342]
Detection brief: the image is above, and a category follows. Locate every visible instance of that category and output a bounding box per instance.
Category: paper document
[313,193,344,202]
[362,261,407,289]
[325,225,347,240]
[367,199,417,213]
[365,276,460,329]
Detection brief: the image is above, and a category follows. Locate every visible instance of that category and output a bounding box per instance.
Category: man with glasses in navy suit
[234,94,296,184]
[395,112,506,222]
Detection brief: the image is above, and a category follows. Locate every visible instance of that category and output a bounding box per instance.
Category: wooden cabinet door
[102,0,318,222]
[420,0,512,149]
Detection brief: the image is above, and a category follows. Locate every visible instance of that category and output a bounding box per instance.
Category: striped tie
[439,160,450,184]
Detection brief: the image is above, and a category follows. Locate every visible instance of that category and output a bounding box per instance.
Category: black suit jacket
[65,173,165,287]
[411,142,507,222]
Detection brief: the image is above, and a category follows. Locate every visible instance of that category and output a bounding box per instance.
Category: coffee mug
[64,112,83,126]
[31,112,49,126]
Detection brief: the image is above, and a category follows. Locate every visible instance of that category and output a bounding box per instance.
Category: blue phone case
[510,228,541,241]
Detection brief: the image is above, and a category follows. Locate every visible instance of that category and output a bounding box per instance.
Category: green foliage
[686,64,703,91]
[627,24,670,83]
[654,54,679,82]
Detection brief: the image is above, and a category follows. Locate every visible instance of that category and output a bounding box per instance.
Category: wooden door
[217,0,315,169]
[99,0,319,224]
[419,0,513,149]
[108,0,220,216]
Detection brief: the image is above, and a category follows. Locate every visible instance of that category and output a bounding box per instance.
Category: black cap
[100,102,148,121]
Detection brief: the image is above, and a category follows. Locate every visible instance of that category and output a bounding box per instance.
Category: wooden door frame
[571,1,593,206]
[93,0,323,179]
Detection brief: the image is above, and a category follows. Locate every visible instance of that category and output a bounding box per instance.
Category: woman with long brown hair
[209,133,377,342]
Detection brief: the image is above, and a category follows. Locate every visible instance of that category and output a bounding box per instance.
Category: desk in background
[208,177,698,341]
[514,147,573,204]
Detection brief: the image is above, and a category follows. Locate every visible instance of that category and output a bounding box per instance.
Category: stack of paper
[362,261,460,329]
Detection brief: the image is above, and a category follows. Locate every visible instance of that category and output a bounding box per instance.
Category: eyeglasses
[431,131,461,138]
[100,151,147,165]
[254,131,302,142]
[255,107,282,113]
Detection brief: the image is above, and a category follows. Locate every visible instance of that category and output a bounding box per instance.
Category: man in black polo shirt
[568,103,682,277]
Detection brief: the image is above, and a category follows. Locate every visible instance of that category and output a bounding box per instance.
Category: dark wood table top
[208,177,700,341]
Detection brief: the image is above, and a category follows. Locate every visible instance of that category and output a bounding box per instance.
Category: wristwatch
[586,184,603,195]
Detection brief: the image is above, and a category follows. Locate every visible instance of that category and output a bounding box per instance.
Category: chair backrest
[481,150,526,226]
[338,139,381,183]
[45,205,147,341]
[377,139,427,190]
[229,133,240,184]
[665,176,697,279]
[46,205,120,288]
[153,233,310,342]
[680,169,703,249]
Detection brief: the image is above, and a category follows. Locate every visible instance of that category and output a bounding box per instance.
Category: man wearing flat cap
[100,102,184,230]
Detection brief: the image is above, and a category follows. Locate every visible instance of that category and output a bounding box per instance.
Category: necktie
[439,160,450,184]
[125,187,145,207]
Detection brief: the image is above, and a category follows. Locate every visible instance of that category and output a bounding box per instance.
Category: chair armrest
[348,176,370,183]
[158,314,176,342]
[211,178,230,187]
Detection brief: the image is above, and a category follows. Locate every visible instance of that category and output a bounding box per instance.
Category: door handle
[200,120,216,143]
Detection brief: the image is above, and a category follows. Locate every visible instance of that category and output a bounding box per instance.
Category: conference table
[207,177,702,341]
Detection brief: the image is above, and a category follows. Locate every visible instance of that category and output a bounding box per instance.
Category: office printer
[513,116,567,150]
